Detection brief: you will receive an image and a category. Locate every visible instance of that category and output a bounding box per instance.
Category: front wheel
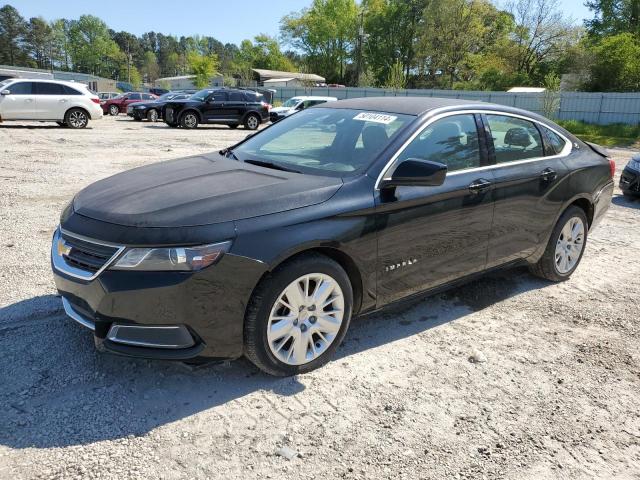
[180,111,199,129]
[109,105,119,116]
[529,206,588,282]
[147,109,159,122]
[244,254,353,376]
[65,108,89,129]
[244,113,260,130]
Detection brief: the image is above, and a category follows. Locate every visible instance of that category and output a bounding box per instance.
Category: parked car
[163,88,270,130]
[98,92,120,102]
[127,91,193,122]
[51,97,614,375]
[270,96,337,122]
[620,155,640,196]
[0,78,102,128]
[149,87,170,97]
[102,92,157,116]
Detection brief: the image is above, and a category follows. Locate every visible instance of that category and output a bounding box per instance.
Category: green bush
[556,120,640,147]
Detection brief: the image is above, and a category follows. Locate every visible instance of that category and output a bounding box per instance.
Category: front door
[482,114,571,268]
[0,81,36,119]
[202,91,229,122]
[375,113,495,306]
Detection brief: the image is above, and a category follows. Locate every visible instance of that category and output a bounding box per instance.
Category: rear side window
[211,91,227,102]
[63,85,82,95]
[35,82,65,95]
[142,94,154,100]
[130,93,142,100]
[486,115,544,163]
[541,126,567,155]
[243,92,258,102]
[228,91,245,101]
[396,114,481,172]
[8,82,32,94]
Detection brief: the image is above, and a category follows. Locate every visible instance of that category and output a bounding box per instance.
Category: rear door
[0,81,36,119]
[483,113,571,267]
[125,93,142,108]
[226,91,247,121]
[33,82,69,119]
[375,113,495,305]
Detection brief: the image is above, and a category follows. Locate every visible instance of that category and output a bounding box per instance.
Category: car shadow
[612,194,640,209]
[0,267,547,449]
[0,124,73,130]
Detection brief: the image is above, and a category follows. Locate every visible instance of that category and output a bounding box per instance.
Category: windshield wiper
[244,159,301,173]
[219,148,238,160]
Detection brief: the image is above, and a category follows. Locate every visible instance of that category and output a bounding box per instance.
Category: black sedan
[51,97,614,376]
[127,91,193,122]
[620,155,640,196]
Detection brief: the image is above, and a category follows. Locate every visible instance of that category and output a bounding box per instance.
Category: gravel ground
[0,115,639,480]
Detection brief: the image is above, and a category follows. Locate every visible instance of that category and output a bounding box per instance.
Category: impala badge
[384,258,418,273]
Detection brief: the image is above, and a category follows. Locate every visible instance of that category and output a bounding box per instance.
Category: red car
[102,92,157,116]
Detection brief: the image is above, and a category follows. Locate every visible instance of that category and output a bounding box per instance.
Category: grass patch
[556,120,640,148]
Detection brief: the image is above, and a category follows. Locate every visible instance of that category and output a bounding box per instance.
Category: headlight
[628,158,640,171]
[135,105,146,109]
[111,241,231,271]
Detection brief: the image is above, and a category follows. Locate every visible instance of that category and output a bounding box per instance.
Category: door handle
[468,178,492,194]
[59,99,68,103]
[540,168,557,182]
[25,98,34,103]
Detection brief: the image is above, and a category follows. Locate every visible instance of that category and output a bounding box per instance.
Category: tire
[147,109,159,122]
[529,205,588,282]
[244,113,260,130]
[244,253,353,376]
[228,124,239,129]
[109,105,119,116]
[180,111,199,129]
[64,108,89,129]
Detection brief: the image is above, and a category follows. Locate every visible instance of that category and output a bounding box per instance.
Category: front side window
[282,97,302,108]
[486,115,544,163]
[7,82,32,95]
[129,93,142,100]
[395,114,481,172]
[233,108,414,176]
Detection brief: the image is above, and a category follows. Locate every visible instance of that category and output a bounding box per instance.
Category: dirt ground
[0,115,639,480]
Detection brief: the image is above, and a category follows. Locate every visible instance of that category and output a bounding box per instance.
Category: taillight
[261,101,271,111]
[608,158,615,178]
[91,98,100,104]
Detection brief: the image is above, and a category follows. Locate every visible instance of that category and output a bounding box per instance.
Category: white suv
[270,96,338,122]
[0,79,103,129]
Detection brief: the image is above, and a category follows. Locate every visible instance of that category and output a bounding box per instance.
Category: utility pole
[356,8,367,87]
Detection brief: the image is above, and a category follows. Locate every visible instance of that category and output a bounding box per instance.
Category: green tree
[0,4,28,65]
[587,32,640,91]
[68,15,125,77]
[585,0,640,37]
[384,59,406,89]
[25,16,52,69]
[141,50,160,83]
[281,0,358,83]
[238,34,296,72]
[187,52,219,88]
[50,19,71,70]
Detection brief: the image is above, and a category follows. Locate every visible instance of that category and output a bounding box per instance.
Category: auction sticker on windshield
[353,112,398,124]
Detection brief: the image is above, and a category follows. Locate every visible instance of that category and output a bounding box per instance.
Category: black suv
[163,88,270,130]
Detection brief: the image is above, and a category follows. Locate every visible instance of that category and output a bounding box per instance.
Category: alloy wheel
[183,113,197,128]
[246,115,259,130]
[267,273,344,366]
[109,105,119,116]
[554,216,585,274]
[68,111,88,128]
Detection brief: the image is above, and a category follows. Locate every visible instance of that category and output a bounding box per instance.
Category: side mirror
[0,89,10,95]
[380,159,447,188]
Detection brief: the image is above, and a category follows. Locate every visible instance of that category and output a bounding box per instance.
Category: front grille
[61,232,120,273]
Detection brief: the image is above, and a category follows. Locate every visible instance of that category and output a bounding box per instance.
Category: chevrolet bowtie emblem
[57,238,72,257]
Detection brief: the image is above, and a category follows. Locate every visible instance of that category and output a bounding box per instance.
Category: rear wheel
[65,108,89,129]
[109,105,119,116]
[147,109,159,122]
[529,206,588,282]
[180,111,199,129]
[244,113,260,130]
[244,253,353,376]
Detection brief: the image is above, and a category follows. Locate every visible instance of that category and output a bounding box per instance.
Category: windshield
[233,108,414,177]
[190,89,212,102]
[0,79,11,88]
[282,97,302,108]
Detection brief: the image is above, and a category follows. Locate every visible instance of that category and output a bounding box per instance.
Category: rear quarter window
[541,126,567,155]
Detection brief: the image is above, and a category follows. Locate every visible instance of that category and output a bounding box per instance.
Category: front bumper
[52,228,267,362]
[620,165,640,195]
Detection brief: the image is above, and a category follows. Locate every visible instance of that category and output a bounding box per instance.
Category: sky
[6,0,592,45]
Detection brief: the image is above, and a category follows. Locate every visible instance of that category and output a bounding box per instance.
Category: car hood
[72,153,343,228]
[271,107,293,114]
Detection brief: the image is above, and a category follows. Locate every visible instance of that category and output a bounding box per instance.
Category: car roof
[7,78,88,88]
[292,96,337,101]
[317,96,483,116]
